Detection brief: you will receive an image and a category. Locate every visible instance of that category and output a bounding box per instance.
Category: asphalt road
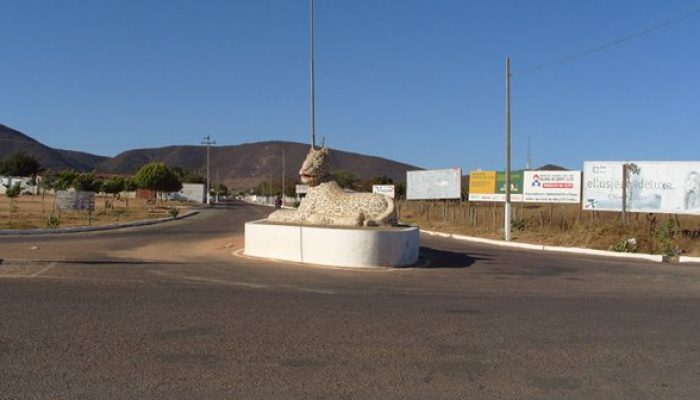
[1,201,699,399]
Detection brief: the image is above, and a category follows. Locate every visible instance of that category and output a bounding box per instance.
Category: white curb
[679,256,700,264]
[421,229,666,263]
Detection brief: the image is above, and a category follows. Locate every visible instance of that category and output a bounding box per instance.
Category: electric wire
[514,5,700,75]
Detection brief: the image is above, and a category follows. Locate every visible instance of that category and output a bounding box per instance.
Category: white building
[169,183,206,203]
[0,176,39,195]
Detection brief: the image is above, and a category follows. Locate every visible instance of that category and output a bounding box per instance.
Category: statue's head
[299,146,329,186]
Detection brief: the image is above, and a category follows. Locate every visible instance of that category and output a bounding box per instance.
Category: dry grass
[398,200,700,256]
[0,194,192,230]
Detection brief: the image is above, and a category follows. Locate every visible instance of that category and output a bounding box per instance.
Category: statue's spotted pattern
[268,146,397,227]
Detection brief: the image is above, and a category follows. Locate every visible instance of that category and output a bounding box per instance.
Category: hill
[0,124,109,172]
[95,141,420,189]
[0,124,420,188]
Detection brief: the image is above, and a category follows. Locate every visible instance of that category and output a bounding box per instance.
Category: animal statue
[267,146,397,227]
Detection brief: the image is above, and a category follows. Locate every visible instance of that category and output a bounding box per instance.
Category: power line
[514,5,700,75]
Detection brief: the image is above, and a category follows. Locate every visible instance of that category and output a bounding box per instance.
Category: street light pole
[504,57,512,241]
[201,135,215,205]
[310,0,316,148]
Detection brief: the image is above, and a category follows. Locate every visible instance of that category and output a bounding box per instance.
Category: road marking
[31,261,57,277]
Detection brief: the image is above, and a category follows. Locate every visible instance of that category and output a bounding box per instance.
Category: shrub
[168,208,180,219]
[46,215,60,229]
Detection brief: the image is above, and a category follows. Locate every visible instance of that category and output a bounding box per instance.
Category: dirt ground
[0,194,192,230]
[398,201,700,256]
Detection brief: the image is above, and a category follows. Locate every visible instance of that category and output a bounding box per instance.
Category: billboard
[296,184,309,195]
[523,171,581,203]
[56,191,95,211]
[583,161,700,214]
[468,170,524,202]
[406,168,462,200]
[372,185,395,198]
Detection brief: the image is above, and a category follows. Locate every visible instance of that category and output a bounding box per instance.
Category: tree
[5,182,21,219]
[72,173,101,192]
[133,162,182,201]
[101,177,125,210]
[371,175,393,185]
[171,166,206,184]
[101,177,125,198]
[330,170,358,189]
[55,170,79,191]
[211,183,229,200]
[122,178,137,208]
[0,152,42,177]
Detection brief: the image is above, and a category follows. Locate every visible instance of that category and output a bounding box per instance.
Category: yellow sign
[469,171,497,194]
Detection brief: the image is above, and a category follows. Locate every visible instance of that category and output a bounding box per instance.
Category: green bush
[656,219,676,256]
[46,215,60,229]
[168,208,180,219]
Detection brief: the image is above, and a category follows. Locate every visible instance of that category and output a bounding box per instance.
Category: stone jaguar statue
[268,146,397,227]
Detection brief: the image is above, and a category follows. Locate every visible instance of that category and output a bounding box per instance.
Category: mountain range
[0,124,421,188]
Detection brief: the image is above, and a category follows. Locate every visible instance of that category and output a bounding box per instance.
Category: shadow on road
[415,246,488,269]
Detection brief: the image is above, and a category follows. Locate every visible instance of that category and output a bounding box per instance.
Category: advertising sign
[523,171,581,203]
[56,191,95,211]
[372,185,395,198]
[468,171,496,194]
[583,161,700,214]
[296,184,309,195]
[468,170,524,202]
[407,168,462,200]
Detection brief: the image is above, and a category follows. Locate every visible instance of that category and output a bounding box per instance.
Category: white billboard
[407,168,462,200]
[372,185,395,198]
[523,171,581,203]
[583,161,700,214]
[296,184,309,194]
[56,191,95,211]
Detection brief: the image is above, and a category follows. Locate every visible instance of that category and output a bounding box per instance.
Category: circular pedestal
[244,219,419,268]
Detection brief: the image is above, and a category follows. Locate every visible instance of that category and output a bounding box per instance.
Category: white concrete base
[245,219,419,268]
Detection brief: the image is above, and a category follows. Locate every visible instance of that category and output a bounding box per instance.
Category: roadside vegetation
[398,201,700,257]
[0,153,197,230]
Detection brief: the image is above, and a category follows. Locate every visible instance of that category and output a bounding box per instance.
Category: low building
[169,183,206,203]
[0,176,39,195]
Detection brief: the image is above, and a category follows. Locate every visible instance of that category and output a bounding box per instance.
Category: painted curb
[0,211,199,236]
[421,229,666,263]
[679,256,700,264]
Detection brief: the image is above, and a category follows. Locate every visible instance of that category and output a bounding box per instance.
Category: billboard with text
[468,170,524,202]
[583,161,700,214]
[523,171,581,203]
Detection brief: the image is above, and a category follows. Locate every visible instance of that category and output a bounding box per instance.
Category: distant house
[0,176,38,195]
[169,183,205,204]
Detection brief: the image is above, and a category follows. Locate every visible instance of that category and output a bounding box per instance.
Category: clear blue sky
[1,0,699,172]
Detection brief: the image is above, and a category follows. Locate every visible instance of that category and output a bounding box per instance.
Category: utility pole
[504,57,512,241]
[282,148,286,200]
[215,168,220,203]
[525,136,532,170]
[201,135,215,205]
[310,0,316,148]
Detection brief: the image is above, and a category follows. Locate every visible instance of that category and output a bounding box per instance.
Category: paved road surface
[1,201,699,399]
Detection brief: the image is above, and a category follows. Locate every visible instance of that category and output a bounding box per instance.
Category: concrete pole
[310,0,316,148]
[505,57,512,241]
[201,135,215,205]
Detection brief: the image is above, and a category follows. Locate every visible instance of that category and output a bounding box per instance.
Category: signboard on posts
[406,168,462,200]
[372,185,395,198]
[56,191,95,211]
[583,161,700,214]
[468,170,524,202]
[296,184,309,195]
[523,171,581,203]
